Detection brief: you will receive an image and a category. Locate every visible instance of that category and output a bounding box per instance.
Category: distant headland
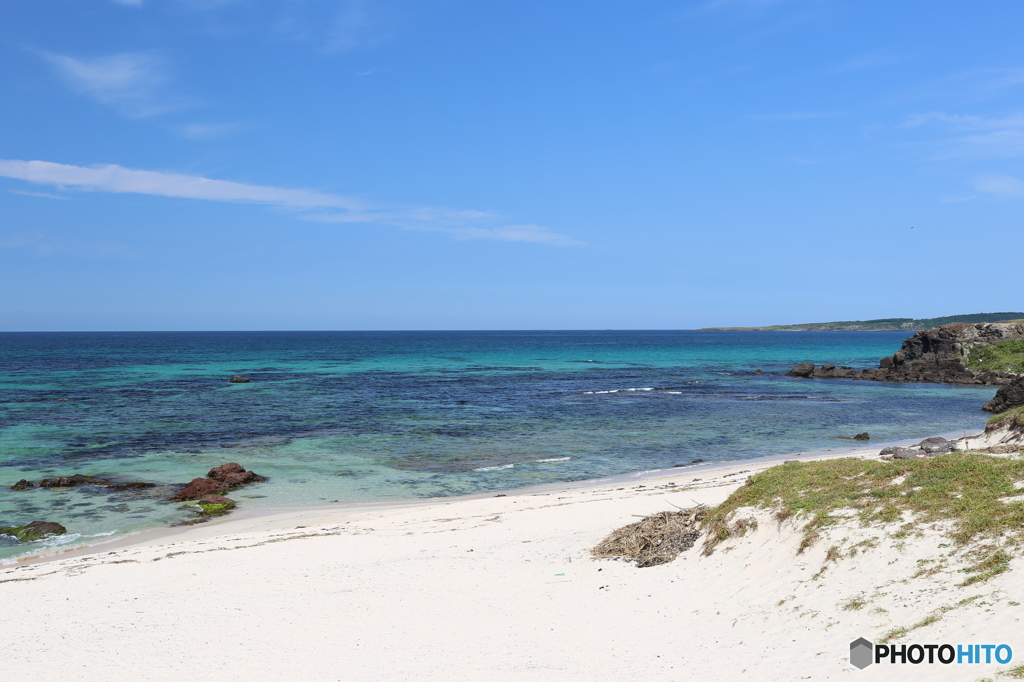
[698,312,1024,332]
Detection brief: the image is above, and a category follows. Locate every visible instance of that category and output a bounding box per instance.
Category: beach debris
[592,506,708,568]
[10,479,35,490]
[169,463,267,501]
[0,521,67,542]
[853,433,870,440]
[228,375,251,383]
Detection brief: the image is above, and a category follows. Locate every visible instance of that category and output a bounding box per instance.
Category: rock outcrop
[11,474,157,491]
[788,322,1024,385]
[983,376,1024,414]
[228,376,251,383]
[0,521,68,542]
[169,463,267,501]
[878,436,956,460]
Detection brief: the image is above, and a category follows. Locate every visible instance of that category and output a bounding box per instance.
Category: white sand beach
[3,433,1023,681]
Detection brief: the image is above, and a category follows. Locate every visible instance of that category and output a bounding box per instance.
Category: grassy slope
[706,454,1024,584]
[969,339,1024,373]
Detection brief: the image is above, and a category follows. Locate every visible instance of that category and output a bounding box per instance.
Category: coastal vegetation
[970,339,1024,374]
[596,449,1024,588]
[988,406,1024,430]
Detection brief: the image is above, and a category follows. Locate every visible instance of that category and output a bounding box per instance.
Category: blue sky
[2,0,1023,330]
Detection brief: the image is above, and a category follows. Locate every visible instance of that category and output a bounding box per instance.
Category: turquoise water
[0,331,997,561]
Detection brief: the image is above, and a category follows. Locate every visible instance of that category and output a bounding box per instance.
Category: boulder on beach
[0,521,67,542]
[918,436,954,455]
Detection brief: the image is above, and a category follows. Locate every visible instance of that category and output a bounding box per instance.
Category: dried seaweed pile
[592,506,709,568]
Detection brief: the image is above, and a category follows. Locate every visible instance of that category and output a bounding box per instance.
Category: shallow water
[0,330,996,561]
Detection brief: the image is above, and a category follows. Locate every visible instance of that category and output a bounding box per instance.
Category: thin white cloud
[0,159,362,210]
[39,50,193,118]
[0,159,578,245]
[971,174,1024,198]
[8,189,71,200]
[901,111,1024,159]
[178,122,249,139]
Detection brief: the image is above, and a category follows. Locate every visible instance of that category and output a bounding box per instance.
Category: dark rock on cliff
[983,376,1024,414]
[0,521,68,542]
[10,479,35,490]
[787,322,1024,386]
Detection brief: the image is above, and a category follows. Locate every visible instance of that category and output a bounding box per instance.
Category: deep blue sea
[0,330,997,561]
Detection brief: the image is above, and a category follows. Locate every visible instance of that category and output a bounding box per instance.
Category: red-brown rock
[207,463,267,486]
[170,478,229,501]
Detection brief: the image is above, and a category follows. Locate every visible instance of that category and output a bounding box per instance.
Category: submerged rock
[228,376,251,383]
[10,479,35,490]
[853,433,870,440]
[0,521,67,542]
[40,474,92,488]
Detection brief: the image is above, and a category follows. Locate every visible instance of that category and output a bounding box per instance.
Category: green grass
[969,339,1024,373]
[988,406,1024,430]
[703,454,1024,581]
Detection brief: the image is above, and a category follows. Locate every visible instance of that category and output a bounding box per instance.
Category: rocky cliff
[787,321,1024,385]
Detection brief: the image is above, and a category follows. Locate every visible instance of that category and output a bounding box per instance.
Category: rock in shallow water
[0,520,68,542]
[169,463,267,501]
[10,479,34,490]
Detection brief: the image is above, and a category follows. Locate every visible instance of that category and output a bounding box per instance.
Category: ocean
[0,330,997,561]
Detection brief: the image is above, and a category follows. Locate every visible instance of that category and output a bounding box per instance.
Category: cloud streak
[0,159,578,245]
[39,51,193,118]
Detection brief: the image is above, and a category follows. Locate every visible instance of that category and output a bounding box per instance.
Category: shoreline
[4,424,1019,681]
[5,427,982,568]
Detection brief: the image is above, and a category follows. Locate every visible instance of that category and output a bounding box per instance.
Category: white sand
[2,439,1023,681]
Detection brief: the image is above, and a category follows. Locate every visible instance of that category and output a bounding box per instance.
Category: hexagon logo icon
[850,637,873,669]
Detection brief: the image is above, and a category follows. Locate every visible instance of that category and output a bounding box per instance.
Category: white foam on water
[535,457,571,463]
[584,387,654,395]
[473,463,516,472]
